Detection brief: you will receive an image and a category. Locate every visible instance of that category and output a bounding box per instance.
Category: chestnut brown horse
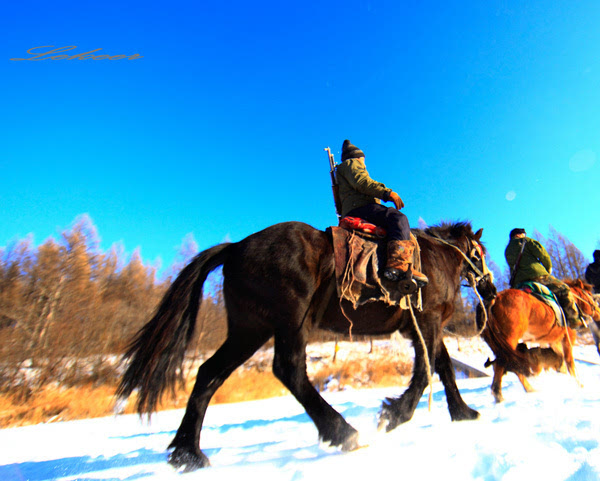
[117,220,494,471]
[480,279,600,402]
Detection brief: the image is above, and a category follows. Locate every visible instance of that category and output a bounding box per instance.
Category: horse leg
[436,341,479,421]
[561,332,582,387]
[168,327,271,471]
[515,372,535,393]
[272,327,359,451]
[491,362,506,403]
[378,320,435,432]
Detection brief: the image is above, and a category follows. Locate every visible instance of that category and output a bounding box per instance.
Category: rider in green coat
[335,140,428,286]
[505,228,582,329]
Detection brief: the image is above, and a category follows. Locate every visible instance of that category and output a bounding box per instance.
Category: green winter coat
[505,237,552,287]
[336,157,392,217]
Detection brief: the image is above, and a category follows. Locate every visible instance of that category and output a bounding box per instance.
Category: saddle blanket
[517,281,566,327]
[330,226,422,310]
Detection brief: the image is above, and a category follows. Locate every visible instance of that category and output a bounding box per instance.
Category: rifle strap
[509,240,526,288]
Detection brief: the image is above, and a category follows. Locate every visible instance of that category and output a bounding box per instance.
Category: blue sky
[2,1,599,277]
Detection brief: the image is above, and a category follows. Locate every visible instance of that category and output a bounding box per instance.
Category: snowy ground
[1,342,599,481]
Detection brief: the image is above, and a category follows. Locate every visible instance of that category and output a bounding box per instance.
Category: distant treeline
[0,215,227,395]
[0,215,593,395]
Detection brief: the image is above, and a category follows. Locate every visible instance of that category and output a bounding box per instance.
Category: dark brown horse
[117,220,495,471]
[480,279,600,402]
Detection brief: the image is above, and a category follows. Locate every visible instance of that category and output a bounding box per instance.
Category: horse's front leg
[378,317,436,432]
[436,341,479,421]
[272,327,359,451]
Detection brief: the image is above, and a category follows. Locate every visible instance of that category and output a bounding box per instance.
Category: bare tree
[162,233,199,282]
[533,226,587,280]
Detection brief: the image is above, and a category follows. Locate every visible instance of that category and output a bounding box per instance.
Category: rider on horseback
[585,250,600,294]
[505,228,583,329]
[335,139,428,286]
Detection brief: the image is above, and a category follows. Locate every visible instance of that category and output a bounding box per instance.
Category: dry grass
[0,370,290,428]
[0,341,414,429]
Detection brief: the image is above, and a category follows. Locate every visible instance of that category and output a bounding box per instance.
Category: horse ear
[474,228,483,241]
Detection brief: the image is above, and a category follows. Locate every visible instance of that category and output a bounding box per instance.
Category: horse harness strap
[509,240,526,288]
[430,233,487,282]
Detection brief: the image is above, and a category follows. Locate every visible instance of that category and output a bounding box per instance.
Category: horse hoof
[377,415,390,433]
[378,398,409,433]
[168,447,210,472]
[451,407,480,421]
[322,425,360,451]
[340,431,361,452]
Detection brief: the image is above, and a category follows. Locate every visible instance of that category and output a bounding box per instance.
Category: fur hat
[509,228,526,239]
[341,139,365,162]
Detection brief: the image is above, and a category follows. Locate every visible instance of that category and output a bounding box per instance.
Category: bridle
[431,234,492,285]
[431,233,496,335]
[571,288,600,320]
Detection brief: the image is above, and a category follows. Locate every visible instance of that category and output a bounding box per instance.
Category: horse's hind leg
[168,327,271,471]
[561,333,581,386]
[436,342,479,421]
[491,362,506,403]
[272,327,359,451]
[515,372,535,393]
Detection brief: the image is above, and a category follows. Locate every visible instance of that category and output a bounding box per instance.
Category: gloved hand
[389,191,405,210]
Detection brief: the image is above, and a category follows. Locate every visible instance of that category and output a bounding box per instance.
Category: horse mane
[420,220,487,253]
[424,220,473,239]
[564,278,594,292]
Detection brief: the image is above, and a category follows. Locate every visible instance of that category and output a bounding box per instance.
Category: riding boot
[383,239,429,287]
[536,275,584,330]
[555,287,583,329]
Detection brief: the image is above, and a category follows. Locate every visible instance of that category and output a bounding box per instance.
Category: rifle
[325,147,342,218]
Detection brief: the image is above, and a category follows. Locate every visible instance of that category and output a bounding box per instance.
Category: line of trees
[0,215,227,396]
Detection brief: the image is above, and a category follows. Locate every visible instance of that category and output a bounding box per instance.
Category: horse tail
[116,243,232,415]
[481,297,534,377]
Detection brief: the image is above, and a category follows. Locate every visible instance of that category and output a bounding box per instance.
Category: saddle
[330,217,422,310]
[517,281,566,327]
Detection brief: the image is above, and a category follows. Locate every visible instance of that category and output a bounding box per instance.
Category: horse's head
[466,231,497,303]
[567,279,600,321]
[425,221,496,301]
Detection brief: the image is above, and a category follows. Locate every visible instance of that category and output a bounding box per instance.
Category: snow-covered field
[1,340,599,481]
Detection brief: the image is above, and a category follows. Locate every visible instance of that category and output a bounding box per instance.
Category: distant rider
[505,228,582,329]
[585,250,600,294]
[335,139,428,286]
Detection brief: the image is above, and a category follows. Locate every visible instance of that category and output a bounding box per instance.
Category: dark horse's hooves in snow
[168,447,211,472]
[378,396,480,432]
[377,397,411,433]
[322,424,361,451]
[450,405,480,421]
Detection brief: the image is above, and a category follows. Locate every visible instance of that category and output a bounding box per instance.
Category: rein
[571,289,600,314]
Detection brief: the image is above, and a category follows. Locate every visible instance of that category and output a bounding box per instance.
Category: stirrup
[382,268,420,294]
[383,267,401,282]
